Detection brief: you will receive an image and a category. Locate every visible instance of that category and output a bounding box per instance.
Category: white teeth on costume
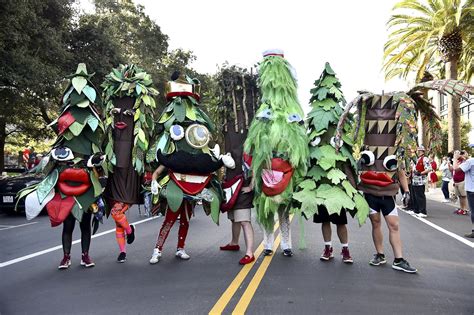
[172,172,209,183]
[262,169,284,187]
[224,178,243,202]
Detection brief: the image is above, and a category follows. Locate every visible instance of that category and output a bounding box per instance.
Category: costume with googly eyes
[101,64,158,261]
[244,50,309,255]
[18,64,106,268]
[147,72,233,262]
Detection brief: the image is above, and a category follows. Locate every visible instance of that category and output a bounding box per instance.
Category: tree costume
[244,50,309,256]
[148,71,234,263]
[101,64,157,262]
[17,63,106,268]
[293,63,369,249]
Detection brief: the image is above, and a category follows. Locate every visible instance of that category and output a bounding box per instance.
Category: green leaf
[312,98,338,111]
[36,169,59,203]
[76,99,90,108]
[316,186,355,215]
[86,116,99,132]
[325,63,336,75]
[354,194,370,225]
[90,171,103,197]
[209,188,220,225]
[68,121,86,136]
[309,129,326,139]
[320,75,338,88]
[293,189,323,218]
[298,179,316,190]
[142,94,151,105]
[137,128,146,143]
[72,76,87,94]
[71,201,84,222]
[135,84,142,95]
[327,169,347,185]
[82,85,97,103]
[185,101,197,120]
[75,186,96,212]
[307,165,326,182]
[174,102,186,122]
[342,133,354,146]
[329,86,344,100]
[308,108,336,132]
[166,180,183,212]
[313,87,328,101]
[341,180,357,197]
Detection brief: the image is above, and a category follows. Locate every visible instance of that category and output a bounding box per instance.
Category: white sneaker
[175,248,190,260]
[442,199,450,203]
[406,210,415,215]
[417,213,427,218]
[149,248,162,264]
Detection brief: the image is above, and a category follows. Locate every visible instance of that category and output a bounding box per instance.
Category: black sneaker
[369,253,387,266]
[392,259,417,273]
[263,249,273,256]
[464,232,474,238]
[117,252,127,263]
[127,225,135,244]
[282,249,293,257]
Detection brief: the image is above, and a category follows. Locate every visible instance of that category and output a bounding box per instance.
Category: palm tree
[383,0,474,151]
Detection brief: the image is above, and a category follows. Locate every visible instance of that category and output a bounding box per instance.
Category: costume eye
[330,136,343,148]
[123,109,135,116]
[310,137,321,147]
[170,125,185,141]
[360,150,375,166]
[185,124,210,148]
[52,147,74,161]
[287,113,303,124]
[383,155,398,171]
[110,108,121,115]
[256,108,272,120]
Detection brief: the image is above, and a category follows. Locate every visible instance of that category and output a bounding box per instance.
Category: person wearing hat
[411,145,431,218]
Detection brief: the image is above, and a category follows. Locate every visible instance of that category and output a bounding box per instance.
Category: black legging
[62,212,92,255]
[441,180,450,200]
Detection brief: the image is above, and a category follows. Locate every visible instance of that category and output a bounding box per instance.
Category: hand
[221,153,235,169]
[241,186,252,194]
[151,180,161,195]
[402,191,410,207]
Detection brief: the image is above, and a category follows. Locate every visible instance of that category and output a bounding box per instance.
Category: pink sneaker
[341,247,353,264]
[320,245,333,261]
[58,254,71,270]
[80,252,95,268]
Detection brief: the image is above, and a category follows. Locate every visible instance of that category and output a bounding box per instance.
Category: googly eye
[287,113,303,124]
[256,108,272,120]
[383,155,398,171]
[170,125,185,141]
[123,109,135,116]
[110,108,121,115]
[360,150,375,166]
[52,147,74,161]
[330,136,343,148]
[310,137,321,147]
[185,124,210,149]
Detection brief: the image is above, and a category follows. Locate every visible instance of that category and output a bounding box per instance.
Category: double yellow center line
[209,216,292,314]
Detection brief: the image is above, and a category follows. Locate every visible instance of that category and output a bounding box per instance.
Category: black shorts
[364,193,396,216]
[313,206,348,225]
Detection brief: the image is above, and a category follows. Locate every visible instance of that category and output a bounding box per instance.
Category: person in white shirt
[453,151,474,238]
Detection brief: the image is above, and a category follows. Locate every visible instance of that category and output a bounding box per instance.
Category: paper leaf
[71,201,84,222]
[307,165,326,182]
[325,63,336,75]
[166,180,183,212]
[341,180,357,197]
[298,179,316,190]
[174,102,186,122]
[327,169,347,185]
[76,99,90,108]
[82,85,97,103]
[68,121,86,136]
[72,76,87,94]
[354,194,370,225]
[36,169,59,203]
[209,188,220,225]
[320,75,338,88]
[316,186,355,215]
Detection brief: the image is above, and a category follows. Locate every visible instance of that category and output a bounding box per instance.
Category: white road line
[0,216,158,268]
[401,209,474,248]
[0,222,38,231]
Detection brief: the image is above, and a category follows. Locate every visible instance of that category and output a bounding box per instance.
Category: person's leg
[230,221,241,245]
[412,185,423,214]
[177,202,192,250]
[460,196,468,211]
[241,221,254,257]
[79,212,94,267]
[262,222,274,251]
[111,202,132,235]
[441,180,450,200]
[155,207,180,251]
[62,214,75,256]
[369,212,384,254]
[278,207,292,252]
[384,214,402,259]
[465,191,474,237]
[336,224,348,244]
[321,222,332,243]
[115,224,126,253]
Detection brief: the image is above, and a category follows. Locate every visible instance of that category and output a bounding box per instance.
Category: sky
[82,0,410,110]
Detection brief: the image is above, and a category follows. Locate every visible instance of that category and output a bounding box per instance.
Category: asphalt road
[0,192,473,315]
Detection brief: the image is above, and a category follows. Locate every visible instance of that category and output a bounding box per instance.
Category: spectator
[411,146,431,218]
[428,155,438,190]
[439,156,453,203]
[453,151,474,238]
[453,151,468,215]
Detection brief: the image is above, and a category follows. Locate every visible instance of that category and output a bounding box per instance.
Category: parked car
[0,166,43,214]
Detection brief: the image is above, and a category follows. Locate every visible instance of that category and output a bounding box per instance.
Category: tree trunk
[446,59,461,152]
[419,89,430,149]
[0,115,6,173]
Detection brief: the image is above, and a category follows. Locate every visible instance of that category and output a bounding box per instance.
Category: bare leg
[321,222,332,242]
[460,196,468,210]
[241,221,254,257]
[230,221,241,245]
[384,215,402,258]
[369,213,384,254]
[336,224,348,244]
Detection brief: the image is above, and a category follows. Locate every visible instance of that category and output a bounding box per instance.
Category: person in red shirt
[428,155,438,190]
[453,151,468,215]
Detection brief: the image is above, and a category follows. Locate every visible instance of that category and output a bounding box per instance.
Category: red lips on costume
[57,168,91,196]
[46,193,75,227]
[115,121,128,130]
[220,174,244,212]
[261,158,294,196]
[360,171,394,187]
[169,172,212,195]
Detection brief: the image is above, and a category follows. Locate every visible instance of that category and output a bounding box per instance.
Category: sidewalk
[424,187,458,208]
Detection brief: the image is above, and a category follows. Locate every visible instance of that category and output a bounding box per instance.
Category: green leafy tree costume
[293,63,370,228]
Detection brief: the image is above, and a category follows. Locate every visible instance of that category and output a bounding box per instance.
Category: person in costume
[336,79,473,273]
[17,64,106,269]
[102,64,157,263]
[217,65,259,265]
[148,71,235,264]
[293,63,369,263]
[244,49,309,257]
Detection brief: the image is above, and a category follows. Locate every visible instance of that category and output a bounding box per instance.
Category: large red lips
[360,171,394,187]
[57,168,91,196]
[169,172,212,195]
[261,158,294,196]
[115,121,128,130]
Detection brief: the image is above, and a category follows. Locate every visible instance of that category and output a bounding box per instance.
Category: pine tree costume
[101,64,157,262]
[293,63,369,249]
[18,63,106,268]
[147,71,234,263]
[244,50,309,256]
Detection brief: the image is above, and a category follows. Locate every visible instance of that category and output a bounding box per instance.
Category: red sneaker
[80,252,95,268]
[239,255,255,265]
[320,245,333,261]
[341,247,353,264]
[220,244,240,251]
[58,254,71,270]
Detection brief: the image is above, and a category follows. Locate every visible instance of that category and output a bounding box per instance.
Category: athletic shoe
[263,249,273,256]
[369,253,387,266]
[58,254,71,270]
[175,248,190,260]
[239,255,255,265]
[80,252,95,268]
[126,225,135,244]
[417,213,427,218]
[149,248,162,264]
[117,252,127,263]
[392,259,417,273]
[220,244,240,251]
[320,245,334,261]
[282,249,293,257]
[464,232,474,238]
[406,210,415,215]
[341,247,353,264]
[442,199,450,203]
